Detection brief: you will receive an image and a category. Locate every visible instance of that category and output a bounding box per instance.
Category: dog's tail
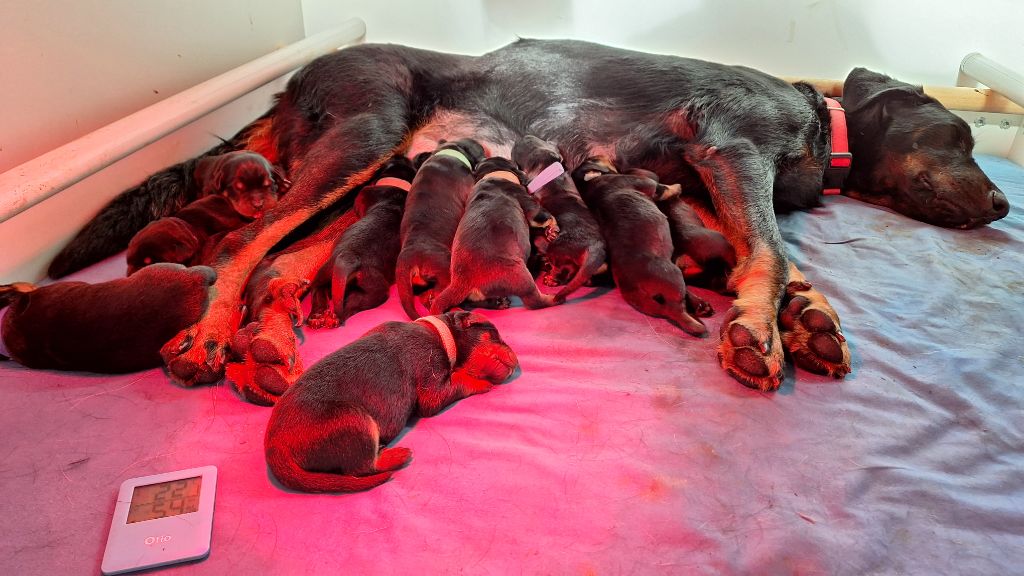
[47,111,281,278]
[330,262,359,322]
[554,246,607,302]
[0,282,35,312]
[429,282,471,315]
[265,445,397,493]
[396,256,432,320]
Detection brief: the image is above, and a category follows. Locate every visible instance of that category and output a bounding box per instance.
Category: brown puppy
[430,157,560,314]
[307,156,415,329]
[0,264,215,373]
[573,157,711,337]
[264,311,518,493]
[126,194,251,275]
[656,195,737,293]
[511,135,607,300]
[396,139,485,319]
[193,150,286,219]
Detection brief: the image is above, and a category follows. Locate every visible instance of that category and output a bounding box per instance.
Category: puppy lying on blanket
[0,264,215,373]
[511,135,607,300]
[126,194,252,275]
[396,139,486,319]
[307,156,415,329]
[265,311,518,493]
[574,157,711,337]
[193,150,285,219]
[430,157,561,313]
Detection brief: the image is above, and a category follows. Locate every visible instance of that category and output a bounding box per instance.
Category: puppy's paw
[306,308,340,330]
[778,280,851,379]
[717,306,785,391]
[685,290,714,318]
[544,222,560,243]
[160,305,234,387]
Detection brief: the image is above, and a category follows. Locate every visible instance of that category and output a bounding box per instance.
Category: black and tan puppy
[511,135,607,300]
[430,158,561,314]
[193,150,286,219]
[0,264,215,373]
[396,139,485,319]
[574,157,711,337]
[656,193,737,293]
[126,194,252,275]
[264,310,518,493]
[307,156,415,329]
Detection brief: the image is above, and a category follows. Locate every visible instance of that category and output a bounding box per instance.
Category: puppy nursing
[511,136,607,300]
[396,139,485,319]
[573,157,712,337]
[265,311,518,493]
[307,156,415,328]
[430,157,560,313]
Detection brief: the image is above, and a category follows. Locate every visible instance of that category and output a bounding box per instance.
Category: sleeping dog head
[842,68,1009,229]
[126,217,200,276]
[444,310,519,382]
[194,151,285,219]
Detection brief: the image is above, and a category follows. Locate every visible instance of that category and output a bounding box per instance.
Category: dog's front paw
[160,305,234,386]
[544,222,560,243]
[778,281,851,379]
[717,306,785,391]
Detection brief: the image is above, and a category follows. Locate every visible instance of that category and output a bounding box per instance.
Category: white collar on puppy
[374,176,412,191]
[526,161,565,194]
[479,170,522,185]
[415,315,457,367]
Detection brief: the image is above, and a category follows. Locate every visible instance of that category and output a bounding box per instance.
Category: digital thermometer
[101,466,217,575]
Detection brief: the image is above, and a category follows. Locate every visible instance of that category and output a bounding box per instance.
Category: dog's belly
[407,109,517,158]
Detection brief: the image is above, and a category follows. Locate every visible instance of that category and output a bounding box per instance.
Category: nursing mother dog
[51,40,1009,392]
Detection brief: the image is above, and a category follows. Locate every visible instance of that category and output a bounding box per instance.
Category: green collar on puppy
[433,148,472,169]
[415,316,457,366]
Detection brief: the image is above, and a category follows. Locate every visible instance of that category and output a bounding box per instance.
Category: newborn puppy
[126,194,251,275]
[573,157,711,337]
[511,135,607,300]
[265,310,518,493]
[430,157,560,314]
[396,139,485,319]
[307,156,415,329]
[0,264,215,373]
[656,195,737,293]
[193,150,286,218]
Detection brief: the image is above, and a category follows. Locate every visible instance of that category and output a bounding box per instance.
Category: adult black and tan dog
[49,40,1009,391]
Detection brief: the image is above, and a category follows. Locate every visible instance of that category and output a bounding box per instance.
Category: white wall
[302,0,1024,86]
[0,1,305,282]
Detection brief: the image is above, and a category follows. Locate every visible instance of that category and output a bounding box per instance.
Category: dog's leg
[227,212,357,403]
[685,138,788,391]
[161,116,409,386]
[778,262,851,378]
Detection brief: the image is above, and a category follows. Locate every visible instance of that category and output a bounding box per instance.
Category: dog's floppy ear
[842,67,931,114]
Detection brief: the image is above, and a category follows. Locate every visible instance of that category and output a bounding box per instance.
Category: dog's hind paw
[778,280,851,379]
[306,308,340,330]
[717,306,785,391]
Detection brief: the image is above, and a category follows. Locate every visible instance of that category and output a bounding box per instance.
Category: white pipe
[958,52,1024,109]
[0,18,366,224]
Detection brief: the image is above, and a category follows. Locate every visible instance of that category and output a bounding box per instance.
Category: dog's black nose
[991,189,1010,219]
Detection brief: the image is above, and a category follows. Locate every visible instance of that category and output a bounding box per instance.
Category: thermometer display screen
[126,476,202,524]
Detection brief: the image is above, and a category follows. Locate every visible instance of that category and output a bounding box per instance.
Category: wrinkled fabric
[1,155,1021,575]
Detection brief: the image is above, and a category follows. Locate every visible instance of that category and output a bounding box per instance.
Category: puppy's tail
[47,111,281,278]
[0,282,35,311]
[429,282,470,315]
[330,263,357,322]
[555,246,607,302]
[266,446,396,493]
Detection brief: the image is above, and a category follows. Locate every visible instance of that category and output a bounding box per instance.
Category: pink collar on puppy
[375,177,412,191]
[415,316,458,366]
[526,161,565,194]
[480,170,522,185]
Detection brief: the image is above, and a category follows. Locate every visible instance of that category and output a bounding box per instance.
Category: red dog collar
[823,97,852,196]
[375,177,412,191]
